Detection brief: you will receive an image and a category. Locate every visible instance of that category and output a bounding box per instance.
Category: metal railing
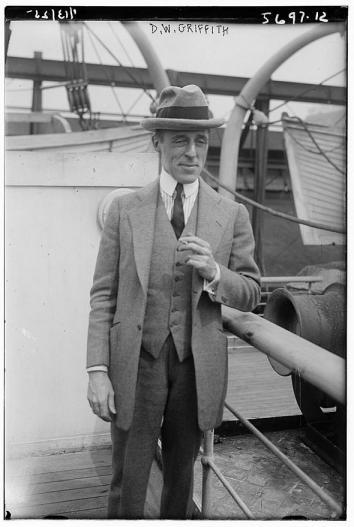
[199,303,345,519]
[261,275,322,289]
[257,275,323,313]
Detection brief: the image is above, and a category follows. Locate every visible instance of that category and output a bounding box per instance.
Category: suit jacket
[87,177,261,431]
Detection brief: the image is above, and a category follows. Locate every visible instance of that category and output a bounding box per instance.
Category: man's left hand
[178,234,217,281]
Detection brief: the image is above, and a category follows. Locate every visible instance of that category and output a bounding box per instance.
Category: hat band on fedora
[156,105,209,120]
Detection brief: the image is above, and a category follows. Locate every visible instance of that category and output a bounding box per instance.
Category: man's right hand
[87,371,116,422]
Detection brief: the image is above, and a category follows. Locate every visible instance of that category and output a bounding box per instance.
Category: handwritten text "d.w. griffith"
[150,23,229,36]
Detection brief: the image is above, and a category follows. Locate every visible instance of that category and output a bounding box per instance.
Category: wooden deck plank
[224,341,300,421]
[67,507,107,519]
[6,445,162,520]
[11,484,110,507]
[7,451,110,475]
[10,496,108,519]
[30,474,112,495]
[9,465,112,484]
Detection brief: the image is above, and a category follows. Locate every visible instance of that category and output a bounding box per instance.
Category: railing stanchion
[201,429,214,518]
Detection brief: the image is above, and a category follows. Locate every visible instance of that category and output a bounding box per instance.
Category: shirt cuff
[203,263,220,299]
[87,365,108,373]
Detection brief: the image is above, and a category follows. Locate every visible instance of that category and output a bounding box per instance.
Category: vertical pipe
[30,51,43,135]
[219,23,344,197]
[5,21,12,62]
[252,98,269,274]
[201,429,214,518]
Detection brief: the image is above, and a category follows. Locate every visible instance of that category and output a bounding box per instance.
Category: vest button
[174,275,181,282]
[137,324,142,330]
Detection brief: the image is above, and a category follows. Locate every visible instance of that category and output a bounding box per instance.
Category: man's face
[153,130,209,184]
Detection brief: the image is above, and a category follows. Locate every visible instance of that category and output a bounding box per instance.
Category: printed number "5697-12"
[261,11,328,24]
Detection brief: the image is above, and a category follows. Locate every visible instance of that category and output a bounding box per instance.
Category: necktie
[171,183,185,239]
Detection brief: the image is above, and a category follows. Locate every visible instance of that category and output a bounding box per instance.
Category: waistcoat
[142,191,198,361]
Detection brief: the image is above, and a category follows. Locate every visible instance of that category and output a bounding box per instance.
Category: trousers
[107,335,202,519]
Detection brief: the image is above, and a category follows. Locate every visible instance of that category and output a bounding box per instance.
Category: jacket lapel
[128,177,229,301]
[127,179,159,293]
[192,178,229,308]
[196,178,228,254]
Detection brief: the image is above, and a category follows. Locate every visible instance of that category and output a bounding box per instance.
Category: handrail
[201,429,254,519]
[200,308,345,518]
[261,276,322,284]
[200,403,342,518]
[224,403,341,516]
[222,306,345,405]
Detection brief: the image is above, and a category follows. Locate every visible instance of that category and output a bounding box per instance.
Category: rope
[108,21,135,67]
[108,20,152,108]
[288,116,345,175]
[202,168,345,234]
[83,22,155,103]
[86,28,127,122]
[60,22,94,130]
[269,68,346,115]
[284,127,344,156]
[125,89,147,116]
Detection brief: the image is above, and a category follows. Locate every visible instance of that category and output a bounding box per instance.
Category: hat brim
[141,117,225,131]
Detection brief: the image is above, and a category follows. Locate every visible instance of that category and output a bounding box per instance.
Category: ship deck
[5,339,344,520]
[6,429,344,520]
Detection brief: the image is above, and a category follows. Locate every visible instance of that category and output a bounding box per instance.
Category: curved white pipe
[219,23,345,197]
[222,305,345,405]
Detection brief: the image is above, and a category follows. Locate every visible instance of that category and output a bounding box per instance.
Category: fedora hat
[141,84,224,131]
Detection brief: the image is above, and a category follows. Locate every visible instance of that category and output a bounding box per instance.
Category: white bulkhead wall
[5,151,158,455]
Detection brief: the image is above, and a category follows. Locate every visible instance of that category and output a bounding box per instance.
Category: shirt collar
[160,168,199,198]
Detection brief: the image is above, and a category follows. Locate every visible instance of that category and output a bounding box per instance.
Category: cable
[289,116,345,175]
[284,127,344,156]
[108,20,151,101]
[86,27,127,122]
[201,168,345,234]
[83,22,155,103]
[125,89,147,116]
[108,21,134,67]
[269,68,346,115]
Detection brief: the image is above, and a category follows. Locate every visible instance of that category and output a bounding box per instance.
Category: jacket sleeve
[86,197,121,368]
[213,203,261,311]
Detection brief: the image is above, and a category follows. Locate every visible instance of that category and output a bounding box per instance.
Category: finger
[179,242,210,255]
[179,235,210,248]
[100,415,112,423]
[87,391,98,412]
[91,402,101,416]
[186,254,208,262]
[108,392,117,414]
[185,256,206,268]
[98,405,112,422]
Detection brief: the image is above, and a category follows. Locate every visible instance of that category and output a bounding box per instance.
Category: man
[86,84,261,519]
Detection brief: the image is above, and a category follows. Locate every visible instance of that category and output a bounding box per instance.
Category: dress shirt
[159,168,199,223]
[87,170,220,373]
